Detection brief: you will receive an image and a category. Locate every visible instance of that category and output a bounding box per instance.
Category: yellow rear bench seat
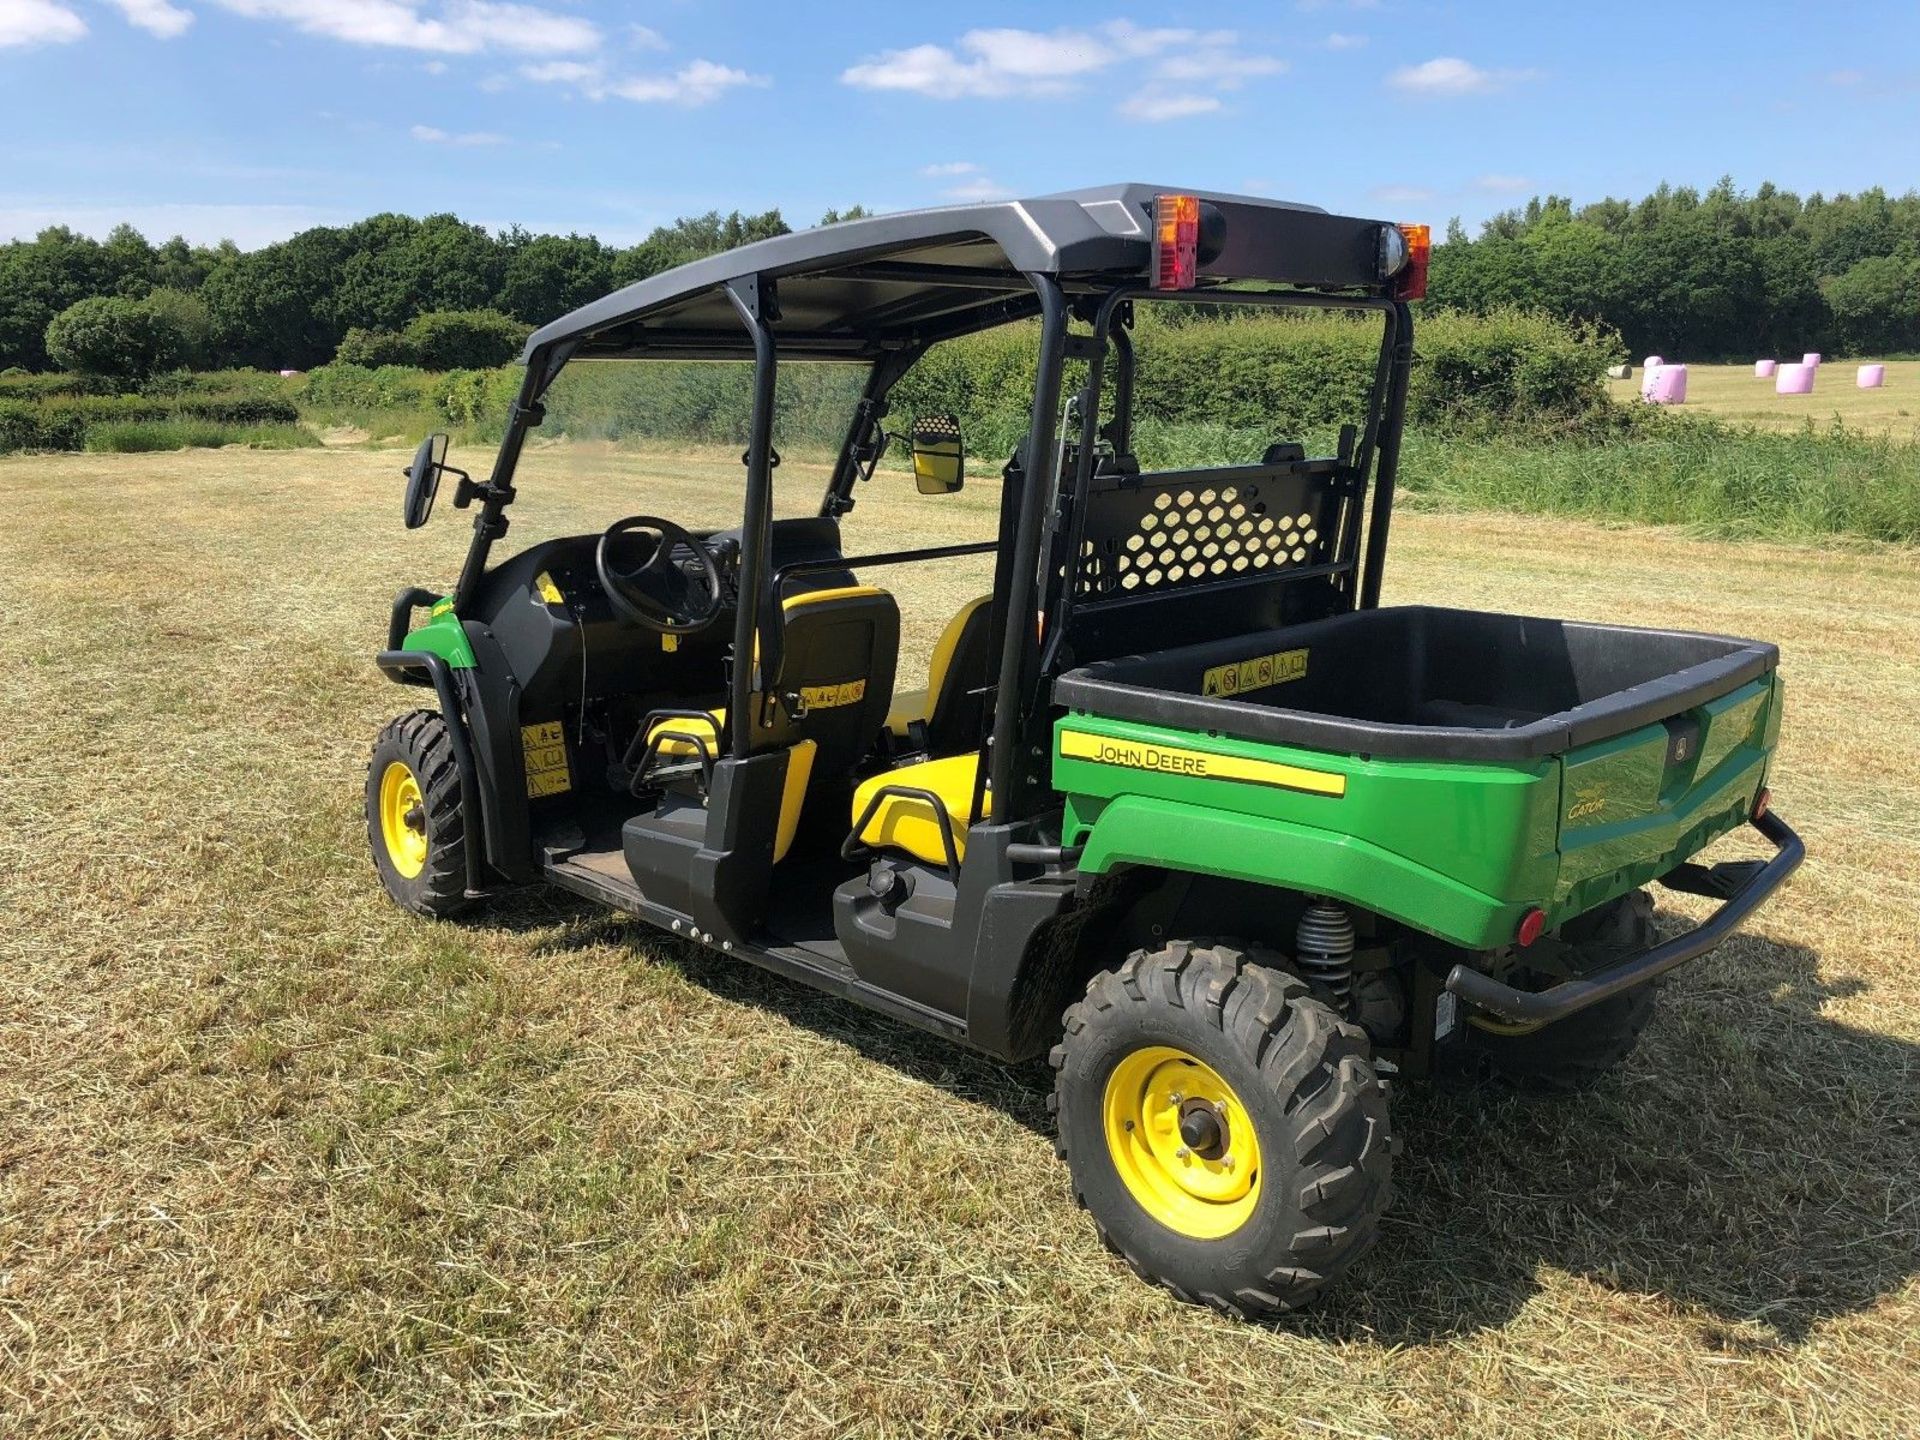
[850,752,982,867]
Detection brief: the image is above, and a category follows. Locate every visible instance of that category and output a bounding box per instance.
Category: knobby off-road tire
[1452,889,1660,1095]
[1049,940,1394,1319]
[366,709,469,919]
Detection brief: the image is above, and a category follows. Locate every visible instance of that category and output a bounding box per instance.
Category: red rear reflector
[1753,786,1771,820]
[1393,222,1431,301]
[1154,193,1201,290]
[1516,907,1547,947]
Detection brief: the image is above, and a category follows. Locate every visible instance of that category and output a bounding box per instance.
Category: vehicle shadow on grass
[511,898,1918,1346]
[1302,925,1920,1346]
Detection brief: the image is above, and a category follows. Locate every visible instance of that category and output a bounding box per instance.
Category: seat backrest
[922,594,994,756]
[759,585,900,780]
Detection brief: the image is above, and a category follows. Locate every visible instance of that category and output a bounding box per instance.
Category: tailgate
[1554,674,1779,915]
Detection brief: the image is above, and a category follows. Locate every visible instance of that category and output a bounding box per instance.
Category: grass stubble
[0,444,1916,1438]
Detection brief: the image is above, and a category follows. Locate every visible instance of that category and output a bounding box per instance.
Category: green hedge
[2,309,1619,459]
[297,359,864,451]
[0,402,88,452]
[888,307,1617,456]
[291,306,1614,459]
[0,372,303,452]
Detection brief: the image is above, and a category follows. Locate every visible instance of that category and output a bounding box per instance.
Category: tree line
[5,177,1915,378]
[0,205,870,377]
[1429,179,1920,359]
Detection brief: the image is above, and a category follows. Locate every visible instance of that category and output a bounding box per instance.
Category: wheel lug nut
[1169,1091,1184,1103]
[1221,1154,1234,1171]
[1176,1146,1191,1160]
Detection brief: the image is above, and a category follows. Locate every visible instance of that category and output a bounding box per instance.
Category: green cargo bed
[1052,606,1780,948]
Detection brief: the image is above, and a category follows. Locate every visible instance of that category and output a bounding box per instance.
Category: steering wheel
[595,515,725,635]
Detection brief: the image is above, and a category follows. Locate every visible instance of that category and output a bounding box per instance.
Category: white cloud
[520,57,594,84]
[1121,92,1221,121]
[1387,56,1537,96]
[920,161,980,177]
[411,122,507,144]
[102,0,192,37]
[943,176,1015,202]
[208,0,599,56]
[627,23,665,50]
[844,21,1284,123]
[1156,52,1286,87]
[0,0,87,46]
[1824,68,1865,87]
[1474,173,1532,193]
[1324,32,1367,50]
[522,56,766,106]
[842,21,1209,99]
[1370,184,1436,204]
[611,59,763,105]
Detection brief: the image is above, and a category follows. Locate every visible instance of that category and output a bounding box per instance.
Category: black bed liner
[1053,606,1778,762]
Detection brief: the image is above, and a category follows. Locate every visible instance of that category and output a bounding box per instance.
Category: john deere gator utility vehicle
[368,185,1802,1316]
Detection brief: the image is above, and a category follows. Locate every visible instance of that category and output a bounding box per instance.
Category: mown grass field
[3,444,1918,1438]
[1607,360,1920,437]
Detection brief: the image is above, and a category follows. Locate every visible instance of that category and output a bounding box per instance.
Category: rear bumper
[1444,810,1803,1028]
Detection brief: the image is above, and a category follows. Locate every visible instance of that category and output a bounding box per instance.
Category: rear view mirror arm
[822,345,923,518]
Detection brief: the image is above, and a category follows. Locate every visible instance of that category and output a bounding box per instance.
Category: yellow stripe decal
[1059,729,1346,797]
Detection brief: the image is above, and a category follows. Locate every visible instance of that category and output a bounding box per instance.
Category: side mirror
[403,432,450,529]
[909,413,965,495]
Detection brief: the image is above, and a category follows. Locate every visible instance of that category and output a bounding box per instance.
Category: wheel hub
[378,761,430,880]
[1177,1100,1228,1159]
[1101,1046,1261,1239]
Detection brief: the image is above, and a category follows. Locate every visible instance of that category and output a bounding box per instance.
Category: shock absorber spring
[1295,899,1356,1008]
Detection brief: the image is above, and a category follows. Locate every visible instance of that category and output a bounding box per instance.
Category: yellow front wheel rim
[1102,1045,1262,1239]
[378,761,429,879]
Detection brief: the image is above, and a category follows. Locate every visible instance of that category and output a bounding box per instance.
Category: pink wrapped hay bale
[1802,352,1822,368]
[1857,364,1886,389]
[1754,359,1777,378]
[1776,363,1815,395]
[1645,364,1688,404]
[1643,355,1664,369]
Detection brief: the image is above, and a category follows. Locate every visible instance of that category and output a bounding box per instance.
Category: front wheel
[1050,940,1394,1318]
[366,710,469,919]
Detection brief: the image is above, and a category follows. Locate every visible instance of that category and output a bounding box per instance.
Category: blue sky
[2,0,1915,248]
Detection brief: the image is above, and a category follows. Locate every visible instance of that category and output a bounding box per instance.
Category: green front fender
[400,600,476,668]
[1073,794,1533,950]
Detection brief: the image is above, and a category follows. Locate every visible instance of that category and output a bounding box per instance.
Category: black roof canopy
[523,184,1399,364]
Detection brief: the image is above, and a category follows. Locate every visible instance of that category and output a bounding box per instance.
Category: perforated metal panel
[1071,465,1343,602]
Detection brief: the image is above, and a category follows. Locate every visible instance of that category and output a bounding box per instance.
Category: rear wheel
[1050,940,1394,1318]
[366,710,468,919]
[1451,889,1659,1094]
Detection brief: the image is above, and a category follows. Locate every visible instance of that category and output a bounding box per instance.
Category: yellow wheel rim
[1102,1045,1262,1240]
[378,760,429,880]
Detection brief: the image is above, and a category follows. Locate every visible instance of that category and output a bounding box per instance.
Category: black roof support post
[984,274,1068,824]
[1358,300,1413,610]
[725,274,779,759]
